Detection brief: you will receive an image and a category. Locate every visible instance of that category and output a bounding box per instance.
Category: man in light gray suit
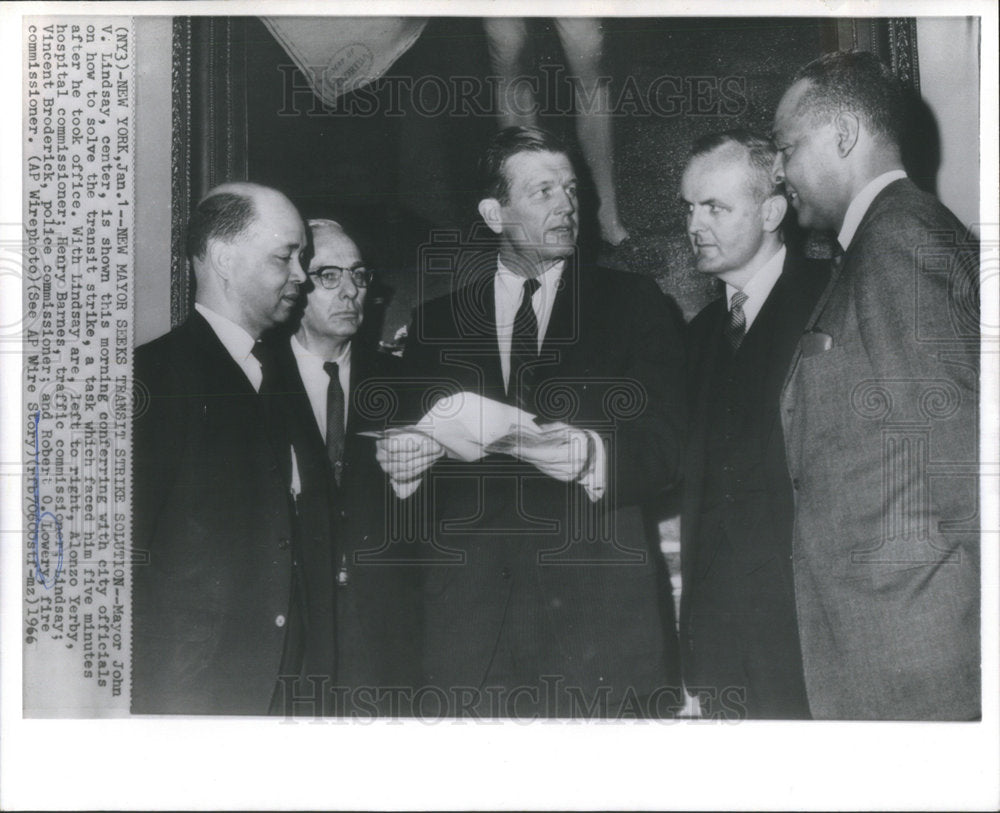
[771,51,979,720]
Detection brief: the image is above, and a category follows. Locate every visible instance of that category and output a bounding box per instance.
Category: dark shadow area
[902,91,942,196]
[241,16,841,333]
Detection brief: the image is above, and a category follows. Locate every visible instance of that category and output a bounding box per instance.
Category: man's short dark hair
[479,125,570,204]
[690,129,781,202]
[792,50,906,146]
[185,192,257,262]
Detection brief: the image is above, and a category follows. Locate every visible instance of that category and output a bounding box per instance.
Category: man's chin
[539,242,576,260]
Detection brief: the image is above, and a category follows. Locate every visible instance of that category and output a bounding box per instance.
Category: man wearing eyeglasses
[276,218,421,714]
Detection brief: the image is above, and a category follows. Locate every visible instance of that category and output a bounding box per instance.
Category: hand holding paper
[486,422,593,483]
[370,392,603,500]
[374,429,445,491]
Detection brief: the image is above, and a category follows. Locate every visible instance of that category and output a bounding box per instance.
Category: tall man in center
[380,126,686,717]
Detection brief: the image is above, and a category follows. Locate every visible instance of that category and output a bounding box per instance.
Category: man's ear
[478,198,504,235]
[833,111,860,158]
[207,239,234,283]
[762,193,788,233]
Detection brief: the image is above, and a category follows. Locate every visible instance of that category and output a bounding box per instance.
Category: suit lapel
[682,299,727,586]
[462,267,506,398]
[185,310,258,397]
[541,260,578,350]
[780,251,841,400]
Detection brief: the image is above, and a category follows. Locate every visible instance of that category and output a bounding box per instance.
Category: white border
[2,1,997,810]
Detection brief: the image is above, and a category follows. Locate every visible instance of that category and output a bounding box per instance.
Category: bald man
[131,183,337,715]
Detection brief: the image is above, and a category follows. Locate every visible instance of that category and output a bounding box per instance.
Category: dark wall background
[241,17,836,341]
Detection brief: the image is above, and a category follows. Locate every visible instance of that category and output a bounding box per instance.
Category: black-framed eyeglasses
[307,265,374,289]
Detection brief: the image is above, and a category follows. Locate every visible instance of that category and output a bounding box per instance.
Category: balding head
[187,182,307,338]
[296,218,368,359]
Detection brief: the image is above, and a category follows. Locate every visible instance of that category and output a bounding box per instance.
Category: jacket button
[274,614,286,628]
[724,493,735,503]
[792,478,801,490]
[500,567,511,580]
[339,509,349,521]
[277,538,290,550]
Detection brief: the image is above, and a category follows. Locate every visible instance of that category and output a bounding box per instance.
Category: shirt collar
[725,244,786,310]
[291,333,351,368]
[496,256,564,292]
[838,169,908,250]
[195,302,257,364]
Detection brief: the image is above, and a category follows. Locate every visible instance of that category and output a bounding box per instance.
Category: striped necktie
[724,290,749,350]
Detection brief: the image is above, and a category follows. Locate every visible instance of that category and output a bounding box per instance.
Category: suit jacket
[401,255,686,714]
[275,338,422,713]
[680,253,828,715]
[131,311,336,715]
[781,178,980,720]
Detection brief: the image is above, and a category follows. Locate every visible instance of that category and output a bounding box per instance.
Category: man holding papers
[377,126,686,717]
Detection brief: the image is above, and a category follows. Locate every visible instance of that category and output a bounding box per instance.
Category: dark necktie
[323,361,345,485]
[832,242,846,273]
[251,340,278,395]
[724,290,749,350]
[509,277,540,408]
[251,340,290,480]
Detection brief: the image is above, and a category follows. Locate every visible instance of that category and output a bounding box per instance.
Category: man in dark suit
[772,51,979,719]
[679,130,828,719]
[378,126,686,718]
[275,219,421,715]
[132,182,337,715]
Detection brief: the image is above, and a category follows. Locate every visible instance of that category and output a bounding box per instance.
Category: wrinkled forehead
[502,149,575,190]
[309,225,362,269]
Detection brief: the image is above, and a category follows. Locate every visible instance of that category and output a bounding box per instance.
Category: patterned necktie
[323,361,345,485]
[509,277,541,407]
[724,290,749,350]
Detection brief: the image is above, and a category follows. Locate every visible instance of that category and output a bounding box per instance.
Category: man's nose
[289,260,306,284]
[339,274,359,299]
[554,186,576,213]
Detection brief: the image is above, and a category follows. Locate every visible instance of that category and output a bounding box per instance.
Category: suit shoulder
[865,179,968,237]
[588,266,662,295]
[135,323,191,378]
[689,297,725,333]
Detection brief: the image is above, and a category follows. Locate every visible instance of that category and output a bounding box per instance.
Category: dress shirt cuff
[577,429,607,503]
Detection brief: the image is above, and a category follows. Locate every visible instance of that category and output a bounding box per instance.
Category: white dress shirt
[290,335,352,442]
[491,256,605,501]
[494,258,564,391]
[194,302,262,391]
[724,244,786,333]
[837,169,908,251]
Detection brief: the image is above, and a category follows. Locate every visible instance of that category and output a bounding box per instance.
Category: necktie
[509,277,541,408]
[251,341,277,394]
[252,341,292,481]
[323,361,345,485]
[832,243,846,273]
[724,290,749,350]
